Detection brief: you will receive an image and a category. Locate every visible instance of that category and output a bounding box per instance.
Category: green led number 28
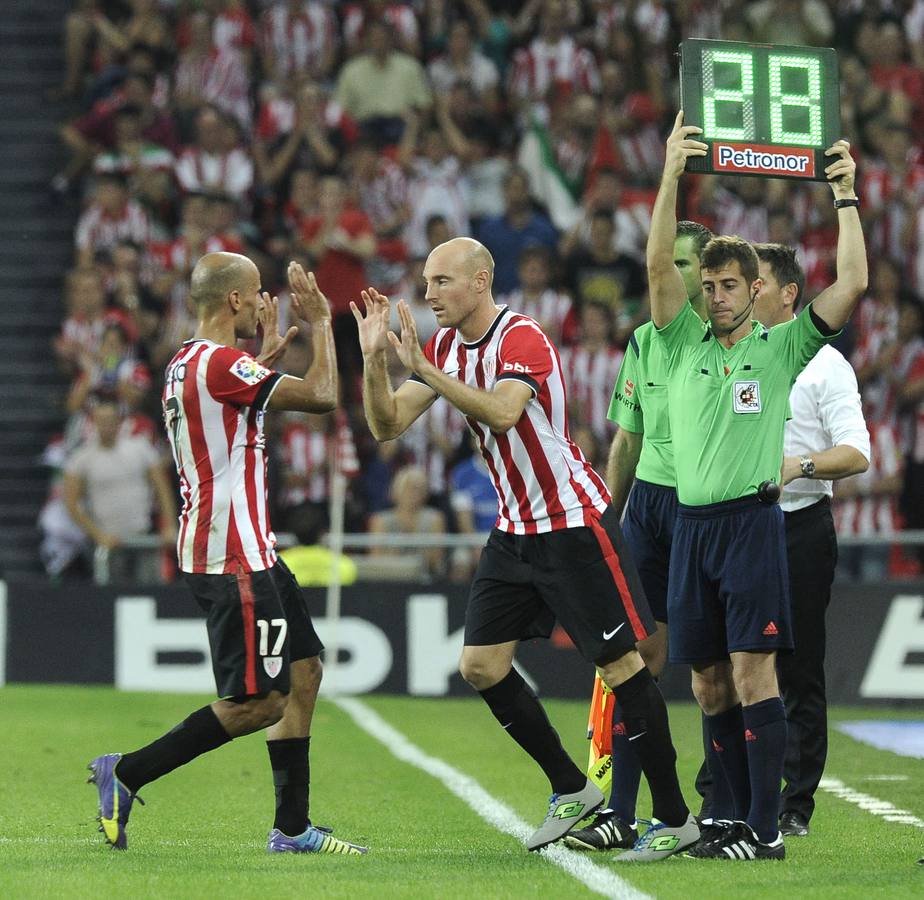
[702,49,823,146]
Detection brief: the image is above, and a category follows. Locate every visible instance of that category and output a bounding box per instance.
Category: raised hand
[256,291,298,368]
[288,261,332,323]
[664,110,708,181]
[387,299,426,373]
[350,286,393,356]
[824,140,857,198]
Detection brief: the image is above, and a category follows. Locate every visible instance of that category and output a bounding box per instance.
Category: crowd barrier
[1,577,922,705]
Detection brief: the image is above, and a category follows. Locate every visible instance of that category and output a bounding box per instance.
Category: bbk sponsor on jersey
[713,142,815,178]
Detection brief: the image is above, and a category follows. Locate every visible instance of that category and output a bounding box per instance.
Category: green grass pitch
[1,684,922,898]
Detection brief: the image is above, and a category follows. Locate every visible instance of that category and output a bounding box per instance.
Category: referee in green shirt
[648,112,867,861]
[566,220,714,853]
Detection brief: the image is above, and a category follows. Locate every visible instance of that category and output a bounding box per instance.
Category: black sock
[479,669,585,795]
[115,705,231,794]
[610,669,688,827]
[267,737,310,836]
[704,714,737,821]
[607,703,642,824]
[705,704,751,821]
[742,697,787,843]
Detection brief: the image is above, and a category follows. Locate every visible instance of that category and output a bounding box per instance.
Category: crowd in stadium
[41,0,924,581]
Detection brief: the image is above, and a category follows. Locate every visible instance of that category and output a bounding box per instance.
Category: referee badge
[733,381,761,413]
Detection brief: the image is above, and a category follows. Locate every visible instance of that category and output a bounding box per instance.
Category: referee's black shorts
[667,495,793,664]
[465,505,655,665]
[622,479,678,622]
[183,557,324,699]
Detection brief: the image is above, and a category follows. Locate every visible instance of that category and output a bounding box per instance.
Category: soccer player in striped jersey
[353,237,698,858]
[88,252,367,856]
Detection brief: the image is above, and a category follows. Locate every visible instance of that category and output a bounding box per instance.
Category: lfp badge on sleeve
[679,38,840,181]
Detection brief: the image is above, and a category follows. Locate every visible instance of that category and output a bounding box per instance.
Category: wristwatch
[799,456,816,478]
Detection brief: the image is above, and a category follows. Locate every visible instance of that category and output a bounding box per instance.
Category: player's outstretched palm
[351,287,392,356]
[257,291,298,368]
[387,299,426,372]
[288,261,332,323]
[664,110,708,180]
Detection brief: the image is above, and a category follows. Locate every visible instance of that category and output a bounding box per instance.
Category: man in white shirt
[63,399,177,583]
[753,243,871,837]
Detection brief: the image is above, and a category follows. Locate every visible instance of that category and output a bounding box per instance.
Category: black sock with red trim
[610,668,688,827]
[115,705,231,794]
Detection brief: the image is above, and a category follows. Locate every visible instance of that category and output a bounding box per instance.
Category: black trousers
[778,497,838,821]
[694,497,837,822]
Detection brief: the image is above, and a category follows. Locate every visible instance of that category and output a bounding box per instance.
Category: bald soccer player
[352,237,698,859]
[88,253,367,855]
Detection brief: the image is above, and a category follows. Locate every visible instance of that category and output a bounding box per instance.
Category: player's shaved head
[429,237,495,285]
[189,252,259,312]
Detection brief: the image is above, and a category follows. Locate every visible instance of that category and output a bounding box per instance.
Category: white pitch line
[819,776,924,827]
[333,697,651,900]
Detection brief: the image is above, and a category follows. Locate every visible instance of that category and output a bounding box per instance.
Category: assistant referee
[647,112,868,861]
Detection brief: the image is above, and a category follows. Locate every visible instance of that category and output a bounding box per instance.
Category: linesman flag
[585,673,615,794]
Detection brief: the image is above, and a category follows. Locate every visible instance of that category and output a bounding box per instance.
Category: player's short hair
[753,242,806,308]
[701,235,759,284]
[676,220,714,259]
[189,253,254,311]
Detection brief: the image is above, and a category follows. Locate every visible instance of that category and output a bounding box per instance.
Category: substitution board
[679,38,840,181]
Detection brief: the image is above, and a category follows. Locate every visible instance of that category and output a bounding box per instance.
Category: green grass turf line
[1,686,922,899]
[363,696,924,899]
[0,685,598,899]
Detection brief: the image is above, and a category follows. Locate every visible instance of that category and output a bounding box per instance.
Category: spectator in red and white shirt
[427,18,500,109]
[863,121,924,264]
[559,300,624,443]
[851,257,905,425]
[175,105,254,201]
[253,81,351,195]
[400,119,470,258]
[341,0,420,59]
[506,0,599,112]
[499,246,576,346]
[299,175,376,319]
[54,266,109,377]
[835,415,904,582]
[75,173,150,267]
[211,0,257,61]
[260,0,339,87]
[174,11,252,129]
[348,138,409,239]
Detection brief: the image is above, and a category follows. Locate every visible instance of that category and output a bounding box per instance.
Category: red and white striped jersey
[410,308,611,533]
[75,201,150,256]
[507,36,600,102]
[174,147,254,200]
[173,48,252,127]
[280,418,338,506]
[834,419,903,536]
[342,2,419,54]
[398,396,468,495]
[260,2,338,82]
[213,7,256,53]
[497,288,576,345]
[864,160,924,262]
[163,340,285,574]
[559,342,625,441]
